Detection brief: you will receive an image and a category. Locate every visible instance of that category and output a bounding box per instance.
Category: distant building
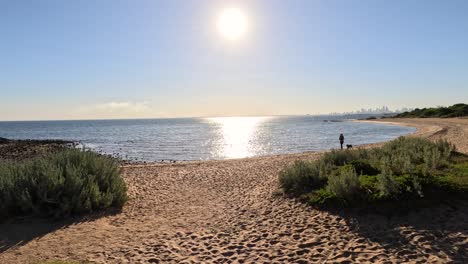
[329,106,413,116]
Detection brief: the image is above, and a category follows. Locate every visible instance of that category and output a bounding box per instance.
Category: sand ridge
[0,118,467,263]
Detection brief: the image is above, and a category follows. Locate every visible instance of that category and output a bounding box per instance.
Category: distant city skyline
[328,106,414,116]
[1,0,468,121]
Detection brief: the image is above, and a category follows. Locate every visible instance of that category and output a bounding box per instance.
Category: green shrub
[279,136,467,209]
[321,149,369,167]
[434,139,455,165]
[423,146,441,171]
[377,172,400,198]
[349,160,380,176]
[327,165,361,201]
[305,188,338,207]
[279,160,325,195]
[0,148,127,219]
[375,157,399,198]
[433,161,468,192]
[359,175,379,198]
[318,160,334,179]
[376,137,454,173]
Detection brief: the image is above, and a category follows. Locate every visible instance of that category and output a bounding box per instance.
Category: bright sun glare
[217,8,248,40]
[207,117,268,159]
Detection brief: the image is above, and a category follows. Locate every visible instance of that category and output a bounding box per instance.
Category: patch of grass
[0,148,127,219]
[279,137,468,211]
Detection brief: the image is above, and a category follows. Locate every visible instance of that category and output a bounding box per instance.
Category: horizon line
[0,113,390,122]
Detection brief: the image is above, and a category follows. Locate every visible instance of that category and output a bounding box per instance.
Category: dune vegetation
[0,148,127,219]
[395,103,468,118]
[279,137,468,210]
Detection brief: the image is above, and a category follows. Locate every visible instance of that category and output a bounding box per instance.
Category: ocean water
[0,116,415,161]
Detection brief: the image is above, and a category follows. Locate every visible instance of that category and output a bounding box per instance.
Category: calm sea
[0,116,415,161]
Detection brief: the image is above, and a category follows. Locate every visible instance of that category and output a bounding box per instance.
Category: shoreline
[1,117,417,166]
[122,118,424,167]
[0,117,455,169]
[355,118,442,138]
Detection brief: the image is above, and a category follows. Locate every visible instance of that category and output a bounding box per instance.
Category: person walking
[339,133,344,149]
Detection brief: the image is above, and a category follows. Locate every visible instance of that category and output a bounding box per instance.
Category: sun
[217,8,248,40]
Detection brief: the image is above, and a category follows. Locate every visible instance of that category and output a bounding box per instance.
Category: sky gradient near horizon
[1,0,468,121]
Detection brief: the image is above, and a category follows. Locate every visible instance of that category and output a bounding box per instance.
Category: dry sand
[0,118,467,263]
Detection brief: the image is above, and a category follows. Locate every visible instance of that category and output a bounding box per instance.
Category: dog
[346,144,353,149]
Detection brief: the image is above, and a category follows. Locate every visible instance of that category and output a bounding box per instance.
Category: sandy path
[0,118,467,263]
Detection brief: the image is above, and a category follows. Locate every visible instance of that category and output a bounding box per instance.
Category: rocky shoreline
[0,138,75,162]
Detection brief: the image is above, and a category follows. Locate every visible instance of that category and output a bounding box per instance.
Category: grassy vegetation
[279,137,468,210]
[0,148,127,219]
[395,103,468,118]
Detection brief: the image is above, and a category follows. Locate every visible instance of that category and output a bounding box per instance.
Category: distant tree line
[395,103,468,118]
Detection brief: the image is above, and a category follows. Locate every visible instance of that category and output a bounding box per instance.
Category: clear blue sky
[1,0,467,120]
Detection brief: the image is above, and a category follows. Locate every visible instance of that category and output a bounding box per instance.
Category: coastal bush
[359,175,379,194]
[377,166,400,197]
[279,160,325,195]
[327,165,361,201]
[0,148,127,219]
[302,188,338,207]
[374,137,454,174]
[279,136,467,210]
[320,149,369,167]
[349,160,380,176]
[395,103,468,118]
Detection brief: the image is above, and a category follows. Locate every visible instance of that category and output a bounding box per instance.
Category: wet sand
[0,118,467,263]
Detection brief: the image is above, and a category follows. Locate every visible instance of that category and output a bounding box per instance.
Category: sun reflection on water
[206,116,270,159]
